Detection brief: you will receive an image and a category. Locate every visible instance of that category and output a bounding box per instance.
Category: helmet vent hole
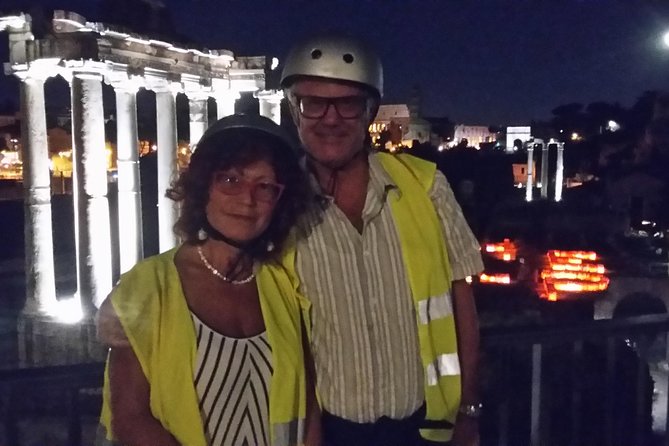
[310,49,322,59]
[343,53,354,64]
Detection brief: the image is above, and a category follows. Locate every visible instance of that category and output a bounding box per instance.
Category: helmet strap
[307,147,367,197]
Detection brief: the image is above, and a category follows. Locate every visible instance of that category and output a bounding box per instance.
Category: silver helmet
[280,33,383,98]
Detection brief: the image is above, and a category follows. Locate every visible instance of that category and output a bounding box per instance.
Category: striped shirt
[295,154,483,422]
[192,313,273,446]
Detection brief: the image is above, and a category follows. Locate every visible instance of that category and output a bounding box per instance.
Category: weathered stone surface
[17,313,106,367]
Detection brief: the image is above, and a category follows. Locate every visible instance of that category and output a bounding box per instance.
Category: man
[281,34,484,446]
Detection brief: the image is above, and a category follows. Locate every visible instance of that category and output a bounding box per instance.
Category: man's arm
[452,279,480,407]
[451,279,481,446]
[428,170,483,445]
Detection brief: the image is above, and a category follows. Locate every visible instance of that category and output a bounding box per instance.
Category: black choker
[202,219,250,249]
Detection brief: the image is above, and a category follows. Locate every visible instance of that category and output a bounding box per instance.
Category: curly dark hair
[166,127,311,262]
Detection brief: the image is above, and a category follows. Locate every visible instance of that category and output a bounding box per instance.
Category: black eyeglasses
[294,95,370,119]
[212,172,285,203]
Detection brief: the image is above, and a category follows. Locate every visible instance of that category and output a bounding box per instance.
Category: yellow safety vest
[376,152,462,443]
[99,247,306,446]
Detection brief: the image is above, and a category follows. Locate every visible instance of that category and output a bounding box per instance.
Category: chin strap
[308,148,367,196]
[201,218,258,282]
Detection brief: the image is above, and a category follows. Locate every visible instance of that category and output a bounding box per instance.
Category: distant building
[0,113,22,179]
[369,86,431,150]
[0,113,20,151]
[452,125,496,149]
[370,103,431,150]
[512,162,535,186]
[506,126,532,153]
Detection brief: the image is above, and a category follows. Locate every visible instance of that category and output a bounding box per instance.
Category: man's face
[290,78,372,169]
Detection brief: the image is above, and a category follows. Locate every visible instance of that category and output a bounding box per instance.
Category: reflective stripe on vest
[426,353,461,386]
[417,292,453,325]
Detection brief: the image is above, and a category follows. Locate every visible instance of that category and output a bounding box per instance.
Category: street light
[663,30,669,48]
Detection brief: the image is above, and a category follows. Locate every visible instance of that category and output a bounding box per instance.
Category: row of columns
[18,67,283,317]
[524,140,565,203]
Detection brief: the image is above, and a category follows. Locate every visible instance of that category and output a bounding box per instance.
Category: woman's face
[205,157,282,244]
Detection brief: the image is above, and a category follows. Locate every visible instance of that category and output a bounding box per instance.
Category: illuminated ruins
[0,10,283,364]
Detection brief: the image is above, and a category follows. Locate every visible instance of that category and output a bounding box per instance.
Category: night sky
[1,0,669,125]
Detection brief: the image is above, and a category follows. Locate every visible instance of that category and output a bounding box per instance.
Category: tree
[550,102,585,136]
[585,101,626,135]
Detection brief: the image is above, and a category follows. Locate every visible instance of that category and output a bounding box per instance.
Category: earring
[198,228,208,241]
[266,241,275,252]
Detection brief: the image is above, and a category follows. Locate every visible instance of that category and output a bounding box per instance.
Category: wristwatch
[458,402,483,418]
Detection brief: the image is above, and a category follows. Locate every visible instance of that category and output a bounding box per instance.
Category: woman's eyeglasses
[212,172,285,203]
[294,95,369,119]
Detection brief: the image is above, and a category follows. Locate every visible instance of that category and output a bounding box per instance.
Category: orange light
[539,250,608,301]
[550,250,597,261]
[549,263,604,274]
[480,273,511,285]
[553,280,609,292]
[483,239,517,262]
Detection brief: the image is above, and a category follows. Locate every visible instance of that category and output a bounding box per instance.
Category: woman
[96,114,320,446]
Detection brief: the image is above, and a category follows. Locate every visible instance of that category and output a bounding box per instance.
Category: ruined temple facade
[0,10,283,365]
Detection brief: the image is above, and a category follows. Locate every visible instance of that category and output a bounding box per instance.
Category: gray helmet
[196,113,297,154]
[280,34,383,98]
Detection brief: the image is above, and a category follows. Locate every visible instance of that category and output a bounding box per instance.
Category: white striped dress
[192,313,273,446]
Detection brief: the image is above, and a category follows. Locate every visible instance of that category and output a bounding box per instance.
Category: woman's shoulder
[123,248,178,277]
[113,248,180,295]
[109,248,181,315]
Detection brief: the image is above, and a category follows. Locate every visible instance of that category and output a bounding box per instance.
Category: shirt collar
[368,153,399,201]
[304,152,399,203]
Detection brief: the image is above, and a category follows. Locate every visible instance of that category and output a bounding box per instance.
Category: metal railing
[0,362,104,446]
[481,313,669,446]
[1,315,668,446]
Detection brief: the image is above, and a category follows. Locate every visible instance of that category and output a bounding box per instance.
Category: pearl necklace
[196,246,255,285]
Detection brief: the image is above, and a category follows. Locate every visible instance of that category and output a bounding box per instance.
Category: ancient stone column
[114,83,143,272]
[256,89,283,124]
[214,89,240,119]
[18,72,56,315]
[189,94,208,149]
[70,70,113,311]
[155,88,179,251]
[525,143,534,202]
[540,141,549,200]
[555,142,564,202]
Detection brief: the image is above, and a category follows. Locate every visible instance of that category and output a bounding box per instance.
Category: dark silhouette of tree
[426,116,455,140]
[628,91,661,138]
[585,101,626,135]
[550,102,585,136]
